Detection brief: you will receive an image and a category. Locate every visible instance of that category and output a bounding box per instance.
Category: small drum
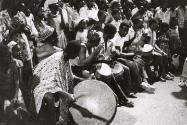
[94,63,112,84]
[111,62,124,82]
[69,80,117,125]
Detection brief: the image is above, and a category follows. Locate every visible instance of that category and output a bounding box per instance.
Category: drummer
[104,23,155,94]
[110,21,138,94]
[31,41,81,125]
[70,30,103,79]
[103,24,134,107]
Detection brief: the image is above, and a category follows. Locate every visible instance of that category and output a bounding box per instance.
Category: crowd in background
[0,0,187,124]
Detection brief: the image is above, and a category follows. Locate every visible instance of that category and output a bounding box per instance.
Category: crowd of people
[0,0,187,125]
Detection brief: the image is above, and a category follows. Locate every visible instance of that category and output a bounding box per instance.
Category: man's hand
[13,58,23,68]
[95,44,104,54]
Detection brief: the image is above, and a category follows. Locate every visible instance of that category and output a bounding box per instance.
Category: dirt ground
[111,77,187,125]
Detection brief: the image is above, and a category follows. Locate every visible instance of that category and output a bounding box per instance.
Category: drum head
[96,63,112,77]
[69,80,117,125]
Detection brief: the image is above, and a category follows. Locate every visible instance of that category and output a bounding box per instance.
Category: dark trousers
[153,54,168,76]
[21,60,33,110]
[117,58,142,90]
[178,28,187,73]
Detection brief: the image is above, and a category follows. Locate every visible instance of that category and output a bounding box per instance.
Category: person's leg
[117,58,142,90]
[21,60,33,109]
[178,28,187,73]
[39,93,56,125]
[153,54,169,81]
[118,63,135,96]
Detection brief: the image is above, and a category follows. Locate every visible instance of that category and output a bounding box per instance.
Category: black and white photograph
[0,0,187,125]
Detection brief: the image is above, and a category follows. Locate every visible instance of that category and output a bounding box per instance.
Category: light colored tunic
[33,52,73,113]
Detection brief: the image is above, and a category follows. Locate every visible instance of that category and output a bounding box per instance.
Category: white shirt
[111,32,126,51]
[132,7,139,16]
[61,8,69,24]
[26,14,38,37]
[79,4,99,21]
[176,6,187,28]
[110,19,122,31]
[75,29,88,43]
[155,8,171,24]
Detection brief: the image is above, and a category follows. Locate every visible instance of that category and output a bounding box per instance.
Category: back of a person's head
[65,40,81,55]
[119,21,130,29]
[48,3,59,12]
[104,24,117,35]
[87,30,100,45]
[77,19,87,31]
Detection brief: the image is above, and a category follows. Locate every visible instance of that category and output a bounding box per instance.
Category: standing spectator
[75,19,88,43]
[47,3,67,49]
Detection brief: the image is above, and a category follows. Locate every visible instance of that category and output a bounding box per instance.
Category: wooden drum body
[69,80,117,125]
[111,62,124,82]
[94,63,112,84]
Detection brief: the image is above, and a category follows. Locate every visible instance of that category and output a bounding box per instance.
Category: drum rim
[70,80,118,125]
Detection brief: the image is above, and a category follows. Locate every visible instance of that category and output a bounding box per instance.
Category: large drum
[69,80,117,125]
[94,63,112,84]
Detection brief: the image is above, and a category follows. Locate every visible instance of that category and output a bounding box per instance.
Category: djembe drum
[69,80,117,125]
[111,62,124,83]
[94,63,112,84]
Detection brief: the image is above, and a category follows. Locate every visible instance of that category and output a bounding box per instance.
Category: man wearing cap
[31,41,81,125]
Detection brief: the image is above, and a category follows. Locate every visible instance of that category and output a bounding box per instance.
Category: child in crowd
[75,19,88,43]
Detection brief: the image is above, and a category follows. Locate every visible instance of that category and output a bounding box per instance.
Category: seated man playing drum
[31,41,81,125]
[102,24,134,107]
[110,21,155,93]
[70,30,104,79]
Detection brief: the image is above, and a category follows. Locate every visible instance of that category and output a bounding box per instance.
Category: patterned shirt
[33,52,74,113]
